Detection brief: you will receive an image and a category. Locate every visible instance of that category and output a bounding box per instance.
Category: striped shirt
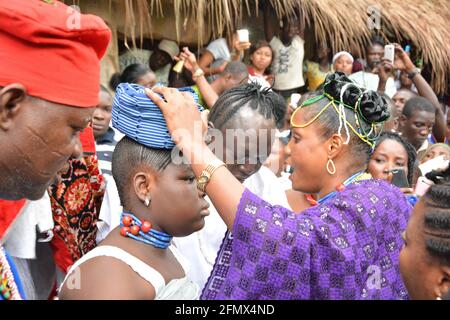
[95,127,123,178]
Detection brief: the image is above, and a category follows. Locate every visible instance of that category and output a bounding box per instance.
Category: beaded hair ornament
[291,73,390,149]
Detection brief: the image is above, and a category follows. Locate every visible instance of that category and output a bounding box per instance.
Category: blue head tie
[112,83,201,150]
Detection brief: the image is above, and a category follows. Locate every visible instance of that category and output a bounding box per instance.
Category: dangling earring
[144,196,151,207]
[436,296,442,300]
[326,158,336,175]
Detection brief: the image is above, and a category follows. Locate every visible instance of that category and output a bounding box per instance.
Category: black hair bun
[323,72,390,124]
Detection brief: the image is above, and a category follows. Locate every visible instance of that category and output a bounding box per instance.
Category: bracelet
[197,159,226,193]
[192,68,205,80]
[407,68,420,79]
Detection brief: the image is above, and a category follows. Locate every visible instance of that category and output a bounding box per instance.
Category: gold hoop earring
[326,159,336,175]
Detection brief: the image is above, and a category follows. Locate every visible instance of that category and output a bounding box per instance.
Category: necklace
[0,246,23,300]
[120,212,173,249]
[305,171,370,206]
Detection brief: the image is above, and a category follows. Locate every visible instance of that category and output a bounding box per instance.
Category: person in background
[110,64,156,92]
[93,86,123,178]
[399,97,436,157]
[368,132,417,188]
[396,70,417,92]
[390,44,446,144]
[247,40,274,88]
[263,1,305,100]
[392,88,417,115]
[176,47,249,109]
[349,37,397,98]
[332,51,354,76]
[383,94,400,132]
[419,143,450,164]
[304,41,332,91]
[198,31,251,83]
[399,164,450,300]
[119,39,179,87]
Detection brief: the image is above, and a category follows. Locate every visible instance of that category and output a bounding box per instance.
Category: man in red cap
[0,0,110,299]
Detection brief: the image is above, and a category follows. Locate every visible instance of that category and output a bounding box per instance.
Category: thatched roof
[74,0,450,94]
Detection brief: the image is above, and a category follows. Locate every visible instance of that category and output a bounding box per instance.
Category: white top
[205,38,231,83]
[270,35,305,90]
[173,165,291,290]
[60,245,199,300]
[96,176,122,243]
[349,71,397,98]
[3,193,53,259]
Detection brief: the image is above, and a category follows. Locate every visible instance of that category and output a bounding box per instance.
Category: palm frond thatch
[76,0,450,94]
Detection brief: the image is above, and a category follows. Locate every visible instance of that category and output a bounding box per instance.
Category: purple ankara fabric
[201,179,411,300]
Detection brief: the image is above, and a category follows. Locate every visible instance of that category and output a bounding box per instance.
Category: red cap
[0,0,111,107]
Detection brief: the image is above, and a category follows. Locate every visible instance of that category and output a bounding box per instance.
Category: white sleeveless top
[60,245,199,300]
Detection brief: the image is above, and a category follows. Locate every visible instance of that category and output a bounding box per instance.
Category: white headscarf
[332,51,354,64]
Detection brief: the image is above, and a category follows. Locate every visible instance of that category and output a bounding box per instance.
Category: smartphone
[390,168,409,188]
[290,93,301,109]
[237,29,249,42]
[384,44,395,64]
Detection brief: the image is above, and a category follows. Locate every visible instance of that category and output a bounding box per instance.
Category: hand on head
[144,86,206,151]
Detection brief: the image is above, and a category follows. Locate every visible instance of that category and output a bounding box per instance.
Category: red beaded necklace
[305,171,368,206]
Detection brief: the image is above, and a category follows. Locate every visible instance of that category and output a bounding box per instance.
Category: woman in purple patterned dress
[146,73,412,299]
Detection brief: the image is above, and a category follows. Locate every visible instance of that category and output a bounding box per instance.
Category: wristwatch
[407,68,420,79]
[197,159,226,193]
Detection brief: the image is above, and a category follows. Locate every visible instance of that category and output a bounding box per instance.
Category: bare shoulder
[58,255,156,300]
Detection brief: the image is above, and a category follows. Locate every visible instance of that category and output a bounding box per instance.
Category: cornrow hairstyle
[208,82,286,130]
[291,72,390,167]
[373,132,417,185]
[112,136,172,209]
[422,164,450,266]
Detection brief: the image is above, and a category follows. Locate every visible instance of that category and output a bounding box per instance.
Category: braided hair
[208,82,286,130]
[422,164,450,265]
[292,72,390,168]
[112,136,172,209]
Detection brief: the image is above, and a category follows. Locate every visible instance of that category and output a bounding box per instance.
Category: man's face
[367,44,384,69]
[280,21,298,45]
[0,87,93,200]
[392,89,416,114]
[92,91,112,139]
[149,50,172,71]
[400,110,435,150]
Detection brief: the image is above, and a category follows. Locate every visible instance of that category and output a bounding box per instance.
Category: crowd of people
[1,0,449,301]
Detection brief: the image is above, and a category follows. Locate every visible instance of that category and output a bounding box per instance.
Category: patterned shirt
[202,179,411,300]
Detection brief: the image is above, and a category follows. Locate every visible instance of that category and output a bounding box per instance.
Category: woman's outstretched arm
[145,86,244,229]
